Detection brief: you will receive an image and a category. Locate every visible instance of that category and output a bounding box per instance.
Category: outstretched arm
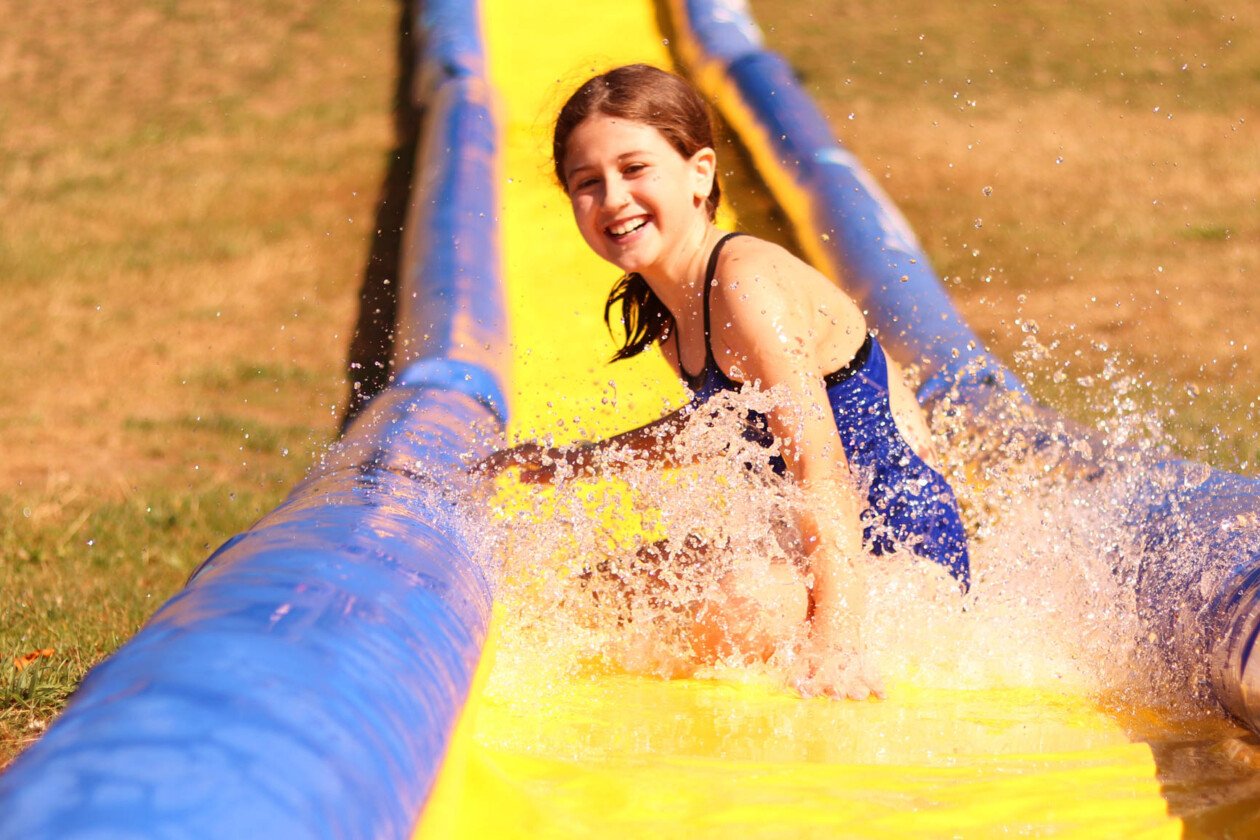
[476,402,694,484]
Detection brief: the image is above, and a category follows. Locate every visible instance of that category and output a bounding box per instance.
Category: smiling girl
[485,64,969,700]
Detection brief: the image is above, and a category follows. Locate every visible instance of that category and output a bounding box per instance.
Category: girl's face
[563,114,715,280]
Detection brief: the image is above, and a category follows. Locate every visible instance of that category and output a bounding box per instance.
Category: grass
[1,0,1257,774]
[0,485,291,754]
[754,0,1260,459]
[0,0,396,767]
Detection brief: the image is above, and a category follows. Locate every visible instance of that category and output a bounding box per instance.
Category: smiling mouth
[606,216,649,238]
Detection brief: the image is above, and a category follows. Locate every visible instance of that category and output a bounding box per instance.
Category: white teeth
[609,217,647,236]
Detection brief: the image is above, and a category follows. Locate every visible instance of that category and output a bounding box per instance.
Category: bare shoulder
[716,236,815,287]
[710,237,806,313]
[711,235,864,335]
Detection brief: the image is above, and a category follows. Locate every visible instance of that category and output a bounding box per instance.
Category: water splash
[472,360,1237,719]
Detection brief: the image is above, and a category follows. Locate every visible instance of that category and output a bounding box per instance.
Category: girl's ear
[689,147,717,201]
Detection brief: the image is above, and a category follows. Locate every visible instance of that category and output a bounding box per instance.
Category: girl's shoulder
[713,234,850,311]
[710,233,866,347]
[719,233,809,275]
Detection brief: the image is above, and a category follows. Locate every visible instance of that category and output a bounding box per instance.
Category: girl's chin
[607,260,644,276]
[602,246,655,275]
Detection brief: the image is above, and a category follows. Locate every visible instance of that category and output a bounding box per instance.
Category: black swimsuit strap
[684,231,870,390]
[675,232,744,388]
[673,324,704,390]
[699,232,746,376]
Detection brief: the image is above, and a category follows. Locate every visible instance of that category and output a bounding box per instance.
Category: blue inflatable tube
[668,0,1025,405]
[0,1,505,837]
[668,0,1260,729]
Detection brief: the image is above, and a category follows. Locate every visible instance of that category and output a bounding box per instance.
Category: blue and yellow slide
[3,0,1260,837]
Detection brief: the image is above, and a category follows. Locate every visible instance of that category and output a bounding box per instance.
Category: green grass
[1,657,80,759]
[0,0,393,768]
[0,483,295,762]
[769,0,1258,110]
[1182,224,1233,242]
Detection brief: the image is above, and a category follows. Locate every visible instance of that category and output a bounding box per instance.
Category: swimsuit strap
[673,322,705,390]
[699,232,746,376]
[688,230,870,390]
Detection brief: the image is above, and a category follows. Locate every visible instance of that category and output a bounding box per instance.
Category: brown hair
[553,64,722,362]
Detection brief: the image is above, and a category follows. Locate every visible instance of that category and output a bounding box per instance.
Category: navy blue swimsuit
[675,233,971,589]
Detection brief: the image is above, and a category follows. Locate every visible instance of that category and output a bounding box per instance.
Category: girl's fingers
[471,442,547,476]
[842,682,870,702]
[788,649,884,702]
[518,465,556,485]
[866,670,887,700]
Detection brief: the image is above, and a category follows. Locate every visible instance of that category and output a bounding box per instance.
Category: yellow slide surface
[415,1,1181,836]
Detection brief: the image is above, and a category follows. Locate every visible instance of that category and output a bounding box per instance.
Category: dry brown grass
[0,0,398,764]
[758,0,1260,465]
[0,0,395,495]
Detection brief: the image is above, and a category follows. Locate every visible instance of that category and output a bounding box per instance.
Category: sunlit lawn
[2,0,1257,766]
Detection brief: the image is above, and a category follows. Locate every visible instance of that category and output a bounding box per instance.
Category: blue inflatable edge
[672,0,1260,729]
[396,350,507,420]
[673,0,1026,407]
[0,0,506,837]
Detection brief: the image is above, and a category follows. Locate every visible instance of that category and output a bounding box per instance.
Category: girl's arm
[708,239,884,700]
[476,403,694,483]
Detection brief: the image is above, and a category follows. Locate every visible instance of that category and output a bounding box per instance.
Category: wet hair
[553,64,722,362]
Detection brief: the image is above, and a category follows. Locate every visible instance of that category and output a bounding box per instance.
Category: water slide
[414,1,1184,837]
[3,0,1260,837]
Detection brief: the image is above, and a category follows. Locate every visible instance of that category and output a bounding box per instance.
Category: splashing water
[480,388,806,686]
[470,358,1236,719]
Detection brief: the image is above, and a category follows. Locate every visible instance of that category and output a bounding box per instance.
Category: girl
[484,64,969,700]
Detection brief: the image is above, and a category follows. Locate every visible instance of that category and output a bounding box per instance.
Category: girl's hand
[474,442,545,476]
[472,442,594,484]
[788,632,885,701]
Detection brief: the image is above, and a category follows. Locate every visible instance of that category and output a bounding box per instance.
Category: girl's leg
[688,559,810,665]
[581,536,810,675]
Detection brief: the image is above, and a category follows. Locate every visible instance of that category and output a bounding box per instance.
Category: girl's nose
[602,178,630,211]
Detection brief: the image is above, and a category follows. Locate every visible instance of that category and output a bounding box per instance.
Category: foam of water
[472,355,1228,716]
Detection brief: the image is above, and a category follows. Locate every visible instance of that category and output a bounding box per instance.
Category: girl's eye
[624,162,647,176]
[575,177,599,190]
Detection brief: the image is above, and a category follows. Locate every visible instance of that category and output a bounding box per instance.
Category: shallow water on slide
[437,389,1260,837]
[414,0,1260,837]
